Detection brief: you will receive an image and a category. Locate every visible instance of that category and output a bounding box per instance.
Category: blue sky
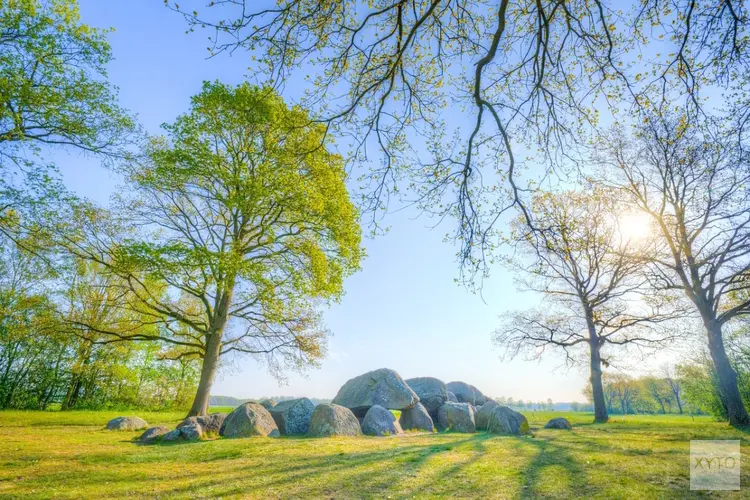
[49,0,610,403]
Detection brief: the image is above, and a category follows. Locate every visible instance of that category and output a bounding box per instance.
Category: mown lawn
[0,410,748,498]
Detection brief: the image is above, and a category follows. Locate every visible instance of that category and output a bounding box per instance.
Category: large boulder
[436,402,476,432]
[445,402,476,433]
[179,422,203,441]
[106,416,149,431]
[470,385,488,406]
[446,391,458,403]
[361,405,403,436]
[475,400,499,430]
[545,417,572,430]
[405,377,448,413]
[138,426,171,444]
[162,429,182,442]
[436,404,449,431]
[485,406,529,435]
[307,403,361,437]
[399,402,435,432]
[268,398,315,435]
[177,413,227,435]
[332,368,419,417]
[220,403,280,438]
[446,382,475,405]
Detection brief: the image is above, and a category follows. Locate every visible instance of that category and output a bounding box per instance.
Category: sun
[618,212,652,243]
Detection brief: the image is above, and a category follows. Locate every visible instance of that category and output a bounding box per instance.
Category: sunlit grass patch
[1,410,748,498]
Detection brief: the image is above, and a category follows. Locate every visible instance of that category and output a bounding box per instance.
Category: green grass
[1,410,748,498]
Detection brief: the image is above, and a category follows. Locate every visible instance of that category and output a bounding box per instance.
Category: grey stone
[138,426,171,444]
[436,404,449,431]
[307,403,361,437]
[268,398,315,435]
[220,402,280,438]
[485,406,530,435]
[545,417,572,430]
[436,402,476,432]
[399,402,435,432]
[361,405,403,436]
[470,385,488,406]
[446,391,458,403]
[177,413,227,435]
[446,381,475,405]
[405,377,448,413]
[445,402,476,433]
[162,429,182,442]
[475,400,499,430]
[179,422,203,441]
[106,416,149,431]
[332,368,419,417]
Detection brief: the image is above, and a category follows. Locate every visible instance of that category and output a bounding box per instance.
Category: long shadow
[157,434,489,497]
[518,436,591,499]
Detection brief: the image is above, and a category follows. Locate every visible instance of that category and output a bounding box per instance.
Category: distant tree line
[580,354,750,419]
[493,397,555,412]
[0,244,200,410]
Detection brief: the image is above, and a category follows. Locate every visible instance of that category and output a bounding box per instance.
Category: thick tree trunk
[187,282,235,417]
[188,331,222,417]
[705,320,750,426]
[589,339,609,423]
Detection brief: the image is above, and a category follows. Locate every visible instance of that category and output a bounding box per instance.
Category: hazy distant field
[1,410,747,498]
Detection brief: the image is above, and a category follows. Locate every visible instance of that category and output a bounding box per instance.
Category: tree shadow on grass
[518,436,592,499]
[157,434,492,497]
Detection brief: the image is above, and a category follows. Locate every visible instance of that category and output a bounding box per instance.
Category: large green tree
[66,82,362,416]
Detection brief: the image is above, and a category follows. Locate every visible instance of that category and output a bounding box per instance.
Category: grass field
[1,409,748,498]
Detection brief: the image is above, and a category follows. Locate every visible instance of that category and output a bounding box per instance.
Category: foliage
[64,81,362,414]
[0,0,135,260]
[172,0,750,281]
[0,0,134,164]
[0,241,199,411]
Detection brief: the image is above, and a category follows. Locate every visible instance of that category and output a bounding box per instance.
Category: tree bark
[588,338,609,423]
[705,320,750,426]
[188,332,222,417]
[187,282,235,417]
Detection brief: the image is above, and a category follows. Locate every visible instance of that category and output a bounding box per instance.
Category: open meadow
[1,410,748,499]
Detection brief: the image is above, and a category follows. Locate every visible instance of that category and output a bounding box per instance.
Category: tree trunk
[188,330,223,417]
[674,391,683,414]
[589,339,609,423]
[187,283,235,417]
[705,321,750,426]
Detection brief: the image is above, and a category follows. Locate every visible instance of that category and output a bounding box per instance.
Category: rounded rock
[138,426,171,444]
[399,402,435,432]
[405,377,448,413]
[307,403,361,437]
[445,382,475,405]
[332,368,419,418]
[106,416,149,431]
[361,405,403,436]
[545,417,572,430]
[220,402,280,438]
[268,398,316,435]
